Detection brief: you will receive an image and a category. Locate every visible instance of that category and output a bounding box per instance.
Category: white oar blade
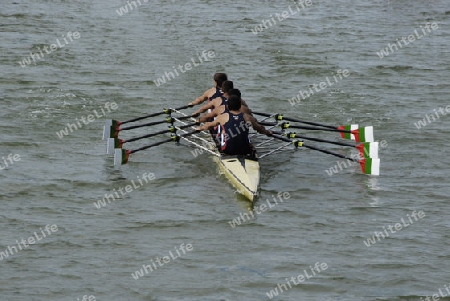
[107,138,116,155]
[368,142,378,158]
[350,124,358,140]
[358,142,379,159]
[360,158,380,176]
[103,119,112,140]
[114,148,123,167]
[358,126,374,142]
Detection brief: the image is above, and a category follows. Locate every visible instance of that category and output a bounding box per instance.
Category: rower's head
[221,81,234,94]
[228,88,241,99]
[213,73,228,88]
[227,95,241,111]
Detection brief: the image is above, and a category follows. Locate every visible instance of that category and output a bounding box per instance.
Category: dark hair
[221,80,234,93]
[227,95,241,111]
[228,88,241,99]
[214,73,228,88]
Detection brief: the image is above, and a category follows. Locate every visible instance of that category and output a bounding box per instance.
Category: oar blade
[107,138,115,155]
[114,148,130,167]
[103,119,112,140]
[108,120,120,139]
[339,124,358,140]
[360,158,380,175]
[357,126,374,142]
[356,142,379,159]
[107,138,124,155]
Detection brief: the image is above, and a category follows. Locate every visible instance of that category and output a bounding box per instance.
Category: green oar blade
[360,158,380,175]
[109,120,120,138]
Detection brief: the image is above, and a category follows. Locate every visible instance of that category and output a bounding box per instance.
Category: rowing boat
[203,130,260,201]
[174,110,261,201]
[103,106,380,202]
[214,155,260,201]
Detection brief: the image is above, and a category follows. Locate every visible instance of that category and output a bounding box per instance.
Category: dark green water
[1,1,449,300]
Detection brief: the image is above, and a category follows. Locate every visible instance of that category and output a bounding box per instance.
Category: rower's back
[220,110,252,156]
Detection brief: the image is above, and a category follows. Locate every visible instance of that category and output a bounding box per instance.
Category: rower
[196,95,272,156]
[192,80,234,118]
[188,73,227,106]
[194,87,252,121]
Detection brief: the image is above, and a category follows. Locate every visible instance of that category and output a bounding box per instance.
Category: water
[1,0,449,300]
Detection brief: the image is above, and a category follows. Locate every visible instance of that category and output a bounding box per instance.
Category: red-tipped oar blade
[114,149,131,167]
[359,158,380,175]
[338,124,359,140]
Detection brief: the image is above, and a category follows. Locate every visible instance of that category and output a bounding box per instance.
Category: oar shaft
[301,144,358,162]
[121,104,191,125]
[280,116,337,130]
[286,133,356,147]
[252,111,337,130]
[282,123,352,134]
[271,134,358,162]
[258,121,278,126]
[120,115,191,131]
[124,123,196,143]
[130,130,198,154]
[120,119,170,131]
[130,137,174,154]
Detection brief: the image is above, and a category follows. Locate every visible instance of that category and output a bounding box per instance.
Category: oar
[274,131,378,159]
[271,134,380,175]
[258,121,278,126]
[278,122,374,143]
[118,105,192,125]
[102,105,193,140]
[253,111,348,130]
[109,116,193,139]
[253,111,365,141]
[114,130,198,167]
[106,122,197,155]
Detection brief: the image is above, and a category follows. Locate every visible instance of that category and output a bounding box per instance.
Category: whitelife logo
[153,50,216,87]
[376,22,439,58]
[0,153,21,170]
[18,32,81,67]
[363,210,425,247]
[265,262,328,299]
[56,102,118,139]
[93,172,156,209]
[0,224,58,261]
[131,243,193,279]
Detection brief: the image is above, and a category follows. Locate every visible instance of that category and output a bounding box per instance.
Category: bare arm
[192,99,216,116]
[244,114,272,136]
[240,99,252,115]
[198,105,225,122]
[196,116,222,131]
[189,88,213,106]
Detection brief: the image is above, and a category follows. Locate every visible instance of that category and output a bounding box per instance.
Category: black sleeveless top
[220,112,252,155]
[208,86,223,102]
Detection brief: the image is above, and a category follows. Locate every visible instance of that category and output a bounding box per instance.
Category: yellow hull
[203,132,260,202]
[213,155,260,202]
